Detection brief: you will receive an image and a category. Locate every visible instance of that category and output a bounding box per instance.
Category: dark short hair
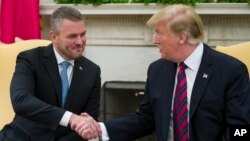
[50,6,83,34]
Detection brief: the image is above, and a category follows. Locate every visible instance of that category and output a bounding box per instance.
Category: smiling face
[50,19,86,60]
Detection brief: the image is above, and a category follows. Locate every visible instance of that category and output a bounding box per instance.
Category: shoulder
[18,44,51,58]
[147,59,176,79]
[150,59,168,67]
[203,44,244,66]
[149,59,174,70]
[204,45,249,78]
[77,56,100,71]
[205,45,246,69]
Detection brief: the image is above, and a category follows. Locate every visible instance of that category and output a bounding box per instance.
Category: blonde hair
[147,4,204,45]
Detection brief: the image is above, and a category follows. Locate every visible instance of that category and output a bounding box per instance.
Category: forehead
[61,19,85,27]
[60,19,85,33]
[154,21,168,31]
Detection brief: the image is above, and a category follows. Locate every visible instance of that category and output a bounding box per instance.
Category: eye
[81,30,87,36]
[67,34,77,39]
[80,32,86,38]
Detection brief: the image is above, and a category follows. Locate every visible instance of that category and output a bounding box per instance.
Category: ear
[49,31,57,43]
[179,32,188,44]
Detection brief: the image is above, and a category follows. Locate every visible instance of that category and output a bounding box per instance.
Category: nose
[153,34,160,46]
[75,36,85,45]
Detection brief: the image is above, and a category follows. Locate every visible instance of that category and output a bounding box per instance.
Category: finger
[81,128,94,139]
[88,120,101,138]
[85,130,97,140]
[95,122,102,136]
[70,121,77,130]
[83,122,98,139]
[80,113,100,134]
[78,122,89,133]
[81,112,90,117]
[78,124,90,139]
[75,121,85,132]
[80,130,89,139]
[89,118,101,135]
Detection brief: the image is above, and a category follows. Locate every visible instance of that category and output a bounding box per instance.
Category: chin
[161,56,170,61]
[70,54,82,59]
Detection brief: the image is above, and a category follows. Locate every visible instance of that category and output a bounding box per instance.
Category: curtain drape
[0,0,40,44]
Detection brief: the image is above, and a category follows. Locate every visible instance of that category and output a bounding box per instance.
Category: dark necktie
[173,62,188,141]
[60,61,70,107]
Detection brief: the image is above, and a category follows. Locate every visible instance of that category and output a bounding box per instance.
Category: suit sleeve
[10,51,65,130]
[82,65,101,121]
[225,62,250,124]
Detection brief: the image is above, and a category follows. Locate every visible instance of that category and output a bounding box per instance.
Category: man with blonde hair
[75,4,250,141]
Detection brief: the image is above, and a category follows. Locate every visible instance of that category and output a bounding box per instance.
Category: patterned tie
[173,62,188,141]
[60,61,70,107]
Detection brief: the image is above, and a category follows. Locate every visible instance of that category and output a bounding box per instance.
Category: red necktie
[173,62,188,141]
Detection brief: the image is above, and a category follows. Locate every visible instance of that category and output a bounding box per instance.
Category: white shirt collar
[53,46,74,66]
[184,42,203,71]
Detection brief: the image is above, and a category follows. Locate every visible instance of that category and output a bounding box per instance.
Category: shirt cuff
[99,122,110,141]
[59,111,73,127]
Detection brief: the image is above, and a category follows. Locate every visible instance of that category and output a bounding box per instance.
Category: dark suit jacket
[104,44,250,141]
[1,44,101,141]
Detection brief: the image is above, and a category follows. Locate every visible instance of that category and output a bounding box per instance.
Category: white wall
[40,0,54,3]
[85,45,159,84]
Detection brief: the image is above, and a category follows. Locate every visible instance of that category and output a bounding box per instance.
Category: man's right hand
[69,113,101,139]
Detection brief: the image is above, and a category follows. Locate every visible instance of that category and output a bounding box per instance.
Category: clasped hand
[69,113,102,139]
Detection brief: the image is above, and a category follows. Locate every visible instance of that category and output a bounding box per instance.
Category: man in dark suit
[0,6,101,141]
[74,4,250,141]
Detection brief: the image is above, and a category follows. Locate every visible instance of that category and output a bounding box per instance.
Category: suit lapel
[162,62,176,113]
[189,45,214,119]
[160,61,177,140]
[42,45,62,106]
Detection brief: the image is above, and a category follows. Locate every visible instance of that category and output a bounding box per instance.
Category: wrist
[69,113,77,125]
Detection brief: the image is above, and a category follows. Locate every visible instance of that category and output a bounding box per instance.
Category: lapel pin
[79,66,83,71]
[203,73,208,79]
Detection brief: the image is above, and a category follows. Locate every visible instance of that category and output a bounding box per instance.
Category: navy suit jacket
[105,44,250,141]
[1,44,101,141]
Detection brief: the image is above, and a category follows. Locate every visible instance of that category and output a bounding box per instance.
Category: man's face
[50,19,86,60]
[153,21,180,61]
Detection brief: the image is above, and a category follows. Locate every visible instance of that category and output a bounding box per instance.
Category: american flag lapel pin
[79,66,83,71]
[203,73,208,79]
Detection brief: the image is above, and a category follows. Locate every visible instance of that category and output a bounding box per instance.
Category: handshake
[69,113,102,140]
